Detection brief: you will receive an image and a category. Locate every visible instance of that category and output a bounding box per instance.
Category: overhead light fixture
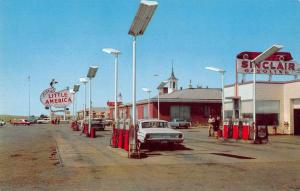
[87,66,99,78]
[128,1,158,36]
[73,84,80,93]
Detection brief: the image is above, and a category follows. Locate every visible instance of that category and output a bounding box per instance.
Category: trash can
[254,125,268,144]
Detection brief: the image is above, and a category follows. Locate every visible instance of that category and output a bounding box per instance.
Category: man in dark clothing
[214,116,220,138]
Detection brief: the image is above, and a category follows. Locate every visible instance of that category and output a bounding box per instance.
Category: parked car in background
[168,118,191,129]
[0,120,6,126]
[137,119,184,148]
[37,118,51,124]
[12,119,30,126]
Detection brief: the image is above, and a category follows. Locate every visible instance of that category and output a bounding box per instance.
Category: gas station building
[108,68,222,125]
[224,80,300,135]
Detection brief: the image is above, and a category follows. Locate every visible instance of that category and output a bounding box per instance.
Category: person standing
[208,115,215,137]
[214,116,221,139]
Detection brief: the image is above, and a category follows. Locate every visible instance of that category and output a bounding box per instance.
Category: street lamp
[27,75,31,121]
[205,66,226,122]
[79,77,88,120]
[70,89,75,119]
[87,66,99,135]
[142,88,151,119]
[251,44,283,129]
[128,0,158,154]
[73,84,80,119]
[102,48,121,124]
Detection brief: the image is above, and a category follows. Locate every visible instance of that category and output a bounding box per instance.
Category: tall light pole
[87,66,99,135]
[70,89,75,119]
[142,88,151,119]
[73,84,80,119]
[28,75,31,120]
[251,44,283,129]
[128,0,158,154]
[205,67,226,121]
[102,48,121,123]
[79,78,88,120]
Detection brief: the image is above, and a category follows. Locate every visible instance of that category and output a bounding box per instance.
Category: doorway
[294,109,300,135]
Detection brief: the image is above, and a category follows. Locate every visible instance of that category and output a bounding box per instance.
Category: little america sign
[40,88,72,108]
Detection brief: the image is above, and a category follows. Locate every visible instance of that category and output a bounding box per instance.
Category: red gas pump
[118,120,125,149]
[82,123,89,135]
[242,119,252,140]
[72,121,79,131]
[111,123,118,148]
[123,119,131,151]
[232,119,241,139]
[90,127,96,138]
[223,119,232,139]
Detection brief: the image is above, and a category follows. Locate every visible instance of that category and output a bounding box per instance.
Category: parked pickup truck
[168,119,191,129]
[83,118,106,131]
[137,119,184,148]
[12,119,31,126]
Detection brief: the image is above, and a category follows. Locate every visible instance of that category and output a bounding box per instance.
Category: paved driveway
[0,124,299,191]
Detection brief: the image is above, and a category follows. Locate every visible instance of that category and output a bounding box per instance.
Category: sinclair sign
[236,52,300,75]
[40,79,72,108]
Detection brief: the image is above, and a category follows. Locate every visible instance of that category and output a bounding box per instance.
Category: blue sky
[1,0,300,116]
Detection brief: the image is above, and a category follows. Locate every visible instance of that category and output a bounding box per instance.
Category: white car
[137,119,184,148]
[0,120,5,126]
[37,118,51,124]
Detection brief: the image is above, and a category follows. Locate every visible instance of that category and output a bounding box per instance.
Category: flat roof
[225,79,300,88]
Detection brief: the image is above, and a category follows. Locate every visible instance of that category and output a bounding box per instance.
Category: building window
[204,106,210,117]
[225,110,233,118]
[143,105,148,119]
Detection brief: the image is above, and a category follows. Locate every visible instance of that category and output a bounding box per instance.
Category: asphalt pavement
[0,123,299,191]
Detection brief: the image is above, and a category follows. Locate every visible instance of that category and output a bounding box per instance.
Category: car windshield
[141,121,168,128]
